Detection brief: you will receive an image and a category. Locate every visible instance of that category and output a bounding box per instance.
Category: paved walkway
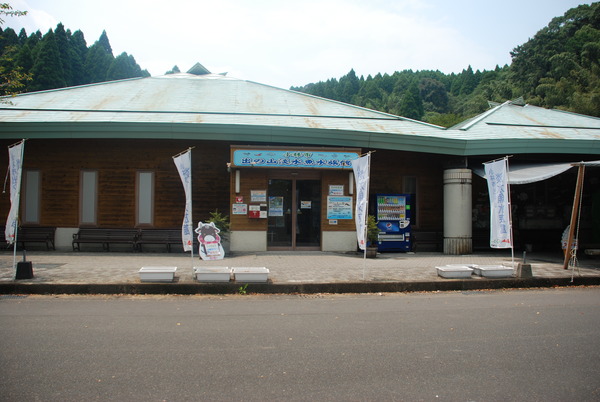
[1,249,598,288]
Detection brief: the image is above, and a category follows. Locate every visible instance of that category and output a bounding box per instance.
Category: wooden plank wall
[369,149,445,231]
[321,170,355,232]
[0,139,231,228]
[230,168,269,231]
[0,140,446,233]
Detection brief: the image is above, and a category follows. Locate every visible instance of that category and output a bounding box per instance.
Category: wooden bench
[137,229,184,252]
[72,228,139,251]
[17,226,56,250]
[412,231,442,252]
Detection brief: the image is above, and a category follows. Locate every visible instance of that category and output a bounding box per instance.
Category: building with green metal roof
[1,65,598,254]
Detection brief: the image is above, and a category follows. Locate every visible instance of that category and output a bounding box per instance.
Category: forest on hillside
[291,2,600,126]
[0,20,149,94]
[1,3,599,126]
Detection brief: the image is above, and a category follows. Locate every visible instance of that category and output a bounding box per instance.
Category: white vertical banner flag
[484,158,512,248]
[5,140,25,245]
[352,153,371,250]
[173,149,193,252]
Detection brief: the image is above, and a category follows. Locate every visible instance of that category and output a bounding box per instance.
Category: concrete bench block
[232,267,269,282]
[139,266,177,282]
[194,266,231,282]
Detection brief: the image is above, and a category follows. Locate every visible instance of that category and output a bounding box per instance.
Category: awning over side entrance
[472,160,600,184]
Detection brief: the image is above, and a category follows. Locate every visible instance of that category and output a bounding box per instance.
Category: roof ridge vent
[459,100,510,130]
[509,96,526,106]
[187,62,211,75]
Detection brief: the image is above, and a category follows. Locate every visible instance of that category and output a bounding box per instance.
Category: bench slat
[73,228,138,251]
[17,226,56,250]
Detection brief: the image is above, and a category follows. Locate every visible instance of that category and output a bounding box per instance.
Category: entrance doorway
[267,172,321,250]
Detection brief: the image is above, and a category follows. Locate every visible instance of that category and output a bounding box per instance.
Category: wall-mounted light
[235,170,240,193]
[349,172,354,195]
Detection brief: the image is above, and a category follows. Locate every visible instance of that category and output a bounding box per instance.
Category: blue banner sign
[233,149,360,169]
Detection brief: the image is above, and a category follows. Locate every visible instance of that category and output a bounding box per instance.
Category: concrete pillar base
[444,237,472,255]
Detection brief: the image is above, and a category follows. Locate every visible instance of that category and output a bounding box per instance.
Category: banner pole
[10,140,25,277]
[362,152,371,281]
[563,163,585,269]
[189,148,194,278]
[172,147,195,279]
[12,224,18,275]
[506,157,515,270]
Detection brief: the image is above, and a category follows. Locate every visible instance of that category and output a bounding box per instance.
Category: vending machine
[374,194,412,252]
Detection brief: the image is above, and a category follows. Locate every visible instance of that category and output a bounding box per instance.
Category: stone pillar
[443,169,472,255]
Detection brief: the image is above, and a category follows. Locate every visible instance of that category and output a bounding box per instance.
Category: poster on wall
[232,203,248,215]
[269,196,284,216]
[329,185,344,196]
[327,196,353,219]
[251,190,267,202]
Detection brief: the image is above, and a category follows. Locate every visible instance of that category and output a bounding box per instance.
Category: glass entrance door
[268,176,321,250]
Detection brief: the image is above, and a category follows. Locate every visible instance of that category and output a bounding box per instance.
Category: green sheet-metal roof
[0,72,598,156]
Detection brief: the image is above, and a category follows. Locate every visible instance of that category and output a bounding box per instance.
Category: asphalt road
[1,288,599,401]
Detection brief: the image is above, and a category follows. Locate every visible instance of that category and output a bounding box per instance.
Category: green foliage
[292,3,600,122]
[0,3,31,101]
[0,3,26,25]
[207,209,230,235]
[1,16,148,94]
[238,283,248,295]
[165,65,180,75]
[398,81,424,120]
[29,30,66,91]
[424,112,464,128]
[509,3,600,116]
[367,215,379,244]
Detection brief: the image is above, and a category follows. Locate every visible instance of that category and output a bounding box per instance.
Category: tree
[29,30,66,91]
[459,65,477,95]
[53,23,72,86]
[0,2,31,100]
[69,30,88,85]
[0,2,25,24]
[97,29,112,56]
[398,81,424,120]
[85,41,112,83]
[338,69,359,103]
[165,65,180,74]
[419,78,449,113]
[107,52,145,81]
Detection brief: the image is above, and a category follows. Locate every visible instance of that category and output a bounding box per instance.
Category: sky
[3,0,594,89]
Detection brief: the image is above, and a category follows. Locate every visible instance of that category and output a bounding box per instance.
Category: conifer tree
[106,52,144,80]
[398,81,424,120]
[69,30,88,85]
[97,30,112,56]
[53,23,72,86]
[165,65,180,74]
[85,41,112,83]
[29,29,66,91]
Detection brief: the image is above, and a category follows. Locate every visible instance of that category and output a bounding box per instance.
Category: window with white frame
[136,171,154,226]
[80,170,98,225]
[22,170,41,224]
